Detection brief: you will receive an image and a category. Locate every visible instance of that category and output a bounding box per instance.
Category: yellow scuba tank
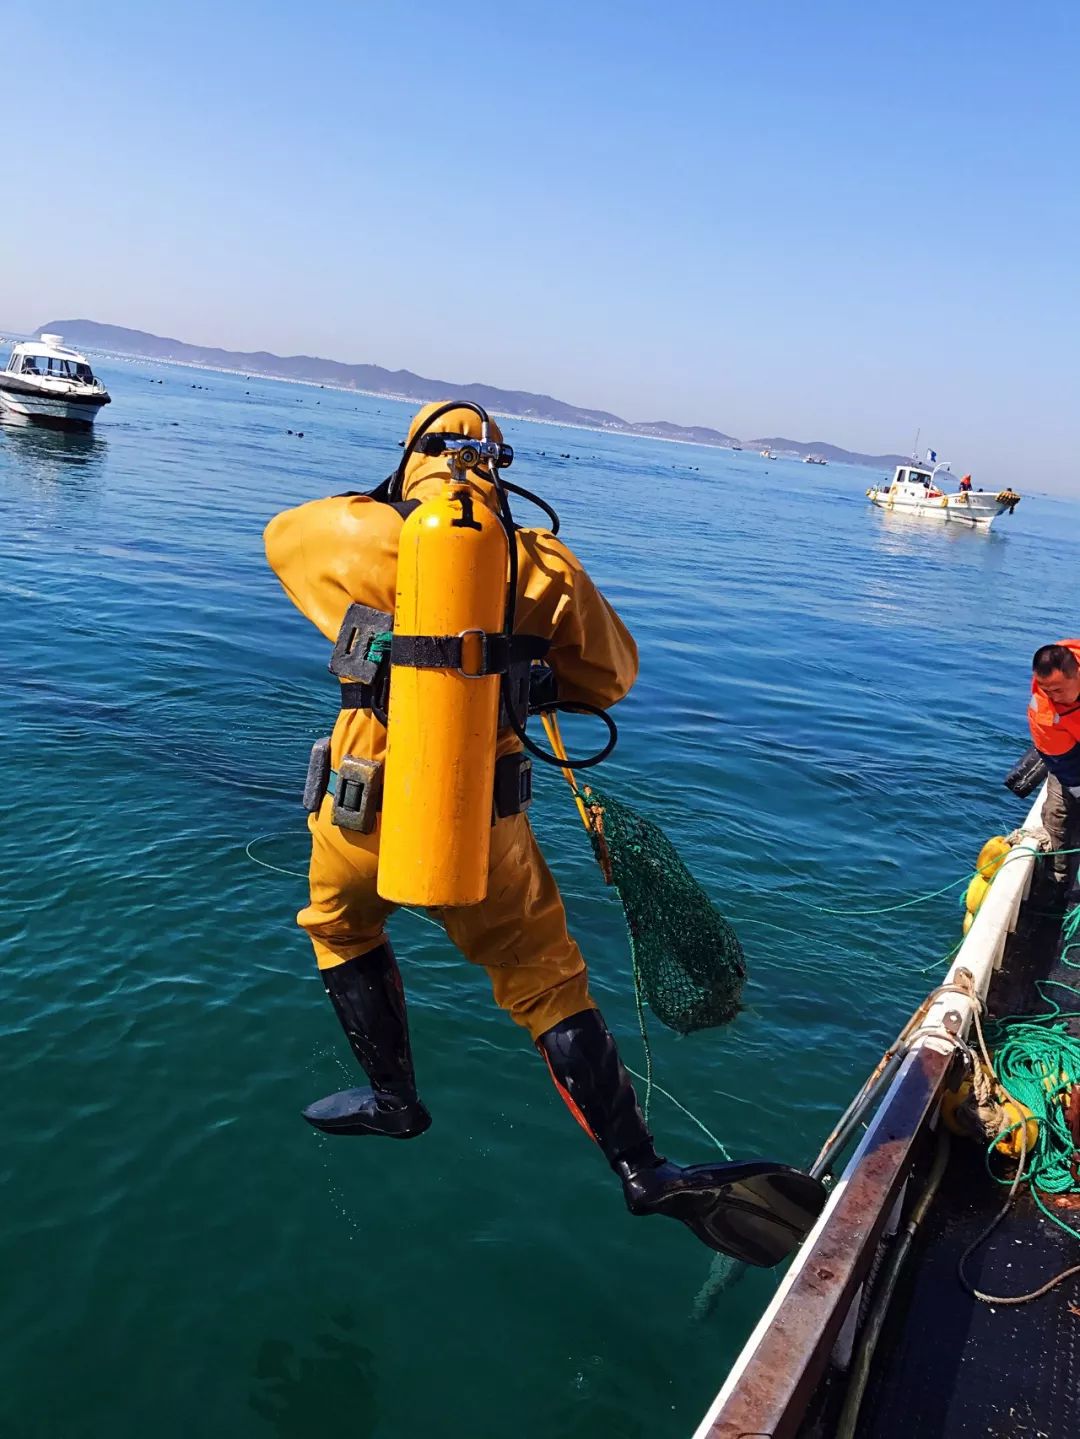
[377,479,509,906]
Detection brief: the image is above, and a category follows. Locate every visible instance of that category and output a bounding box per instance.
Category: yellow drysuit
[264,403,638,1039]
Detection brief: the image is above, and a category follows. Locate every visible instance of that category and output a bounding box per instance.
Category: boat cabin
[892,465,933,488]
[888,464,949,497]
[5,337,97,385]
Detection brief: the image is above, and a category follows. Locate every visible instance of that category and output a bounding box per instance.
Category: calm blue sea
[1,356,1076,1439]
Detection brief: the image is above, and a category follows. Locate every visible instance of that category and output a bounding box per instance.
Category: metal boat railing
[691,785,1047,1439]
[12,377,108,397]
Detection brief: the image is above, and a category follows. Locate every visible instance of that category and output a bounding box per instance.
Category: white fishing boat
[866,458,1020,530]
[0,334,111,431]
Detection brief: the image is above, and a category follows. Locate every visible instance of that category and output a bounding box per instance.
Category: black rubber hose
[488,463,616,769]
[498,478,561,535]
[527,700,618,769]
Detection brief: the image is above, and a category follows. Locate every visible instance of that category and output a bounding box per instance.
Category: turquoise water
[2,357,1076,1439]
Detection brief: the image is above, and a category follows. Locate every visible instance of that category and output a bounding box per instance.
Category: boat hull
[0,374,110,428]
[0,385,109,432]
[866,490,1006,528]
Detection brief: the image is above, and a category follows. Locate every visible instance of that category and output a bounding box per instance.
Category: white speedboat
[0,334,111,431]
[866,459,1020,529]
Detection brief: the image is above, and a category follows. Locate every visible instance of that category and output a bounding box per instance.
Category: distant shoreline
[34,320,911,469]
[81,345,885,469]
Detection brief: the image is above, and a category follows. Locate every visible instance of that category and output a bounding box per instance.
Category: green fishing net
[583,788,746,1034]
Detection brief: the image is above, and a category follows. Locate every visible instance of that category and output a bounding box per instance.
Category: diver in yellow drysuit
[265,402,823,1262]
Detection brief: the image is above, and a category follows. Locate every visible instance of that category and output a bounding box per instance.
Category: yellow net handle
[539,711,590,830]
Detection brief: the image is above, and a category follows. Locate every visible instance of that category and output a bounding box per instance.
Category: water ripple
[2,362,1077,1438]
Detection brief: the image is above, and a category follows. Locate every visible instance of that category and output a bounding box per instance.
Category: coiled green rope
[986,904,1080,1242]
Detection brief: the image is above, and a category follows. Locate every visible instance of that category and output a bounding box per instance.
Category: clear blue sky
[5,2,1078,487]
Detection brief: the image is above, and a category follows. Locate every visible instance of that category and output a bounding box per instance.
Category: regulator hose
[499,477,561,535]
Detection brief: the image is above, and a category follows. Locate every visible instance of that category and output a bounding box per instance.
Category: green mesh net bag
[582,787,746,1035]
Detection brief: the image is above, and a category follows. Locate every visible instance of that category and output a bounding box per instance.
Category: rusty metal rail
[692,1044,955,1439]
[692,787,1048,1439]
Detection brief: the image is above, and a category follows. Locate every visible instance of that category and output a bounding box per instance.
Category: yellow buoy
[965,873,990,915]
[939,1077,970,1135]
[939,1068,1038,1158]
[1042,1070,1074,1101]
[994,1099,1039,1160]
[976,835,1011,880]
[962,910,974,936]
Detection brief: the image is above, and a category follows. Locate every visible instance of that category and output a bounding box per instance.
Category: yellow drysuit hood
[401,401,505,506]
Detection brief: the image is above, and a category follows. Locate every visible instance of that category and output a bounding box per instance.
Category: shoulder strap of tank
[359,475,526,528]
[365,472,413,515]
[365,474,393,504]
[334,478,420,521]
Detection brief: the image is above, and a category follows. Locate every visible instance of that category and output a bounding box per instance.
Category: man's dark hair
[1033,644,1079,677]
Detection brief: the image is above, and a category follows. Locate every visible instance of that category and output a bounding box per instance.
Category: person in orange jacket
[1028,642,1080,883]
[264,401,824,1262]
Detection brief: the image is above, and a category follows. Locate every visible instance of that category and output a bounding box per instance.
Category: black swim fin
[537,1008,827,1263]
[619,1157,826,1266]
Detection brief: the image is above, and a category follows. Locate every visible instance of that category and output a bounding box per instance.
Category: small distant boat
[866,458,1021,530]
[731,444,743,452]
[0,334,111,431]
[760,449,773,459]
[804,454,827,465]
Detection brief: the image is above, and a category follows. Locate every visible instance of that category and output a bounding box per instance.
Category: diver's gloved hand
[537,1008,826,1264]
[615,1154,826,1267]
[1004,746,1048,798]
[527,663,559,713]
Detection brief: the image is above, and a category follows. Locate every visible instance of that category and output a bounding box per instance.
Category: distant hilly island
[43,320,908,468]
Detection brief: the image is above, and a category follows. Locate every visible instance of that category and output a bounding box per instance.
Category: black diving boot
[303,943,432,1139]
[537,1009,826,1266]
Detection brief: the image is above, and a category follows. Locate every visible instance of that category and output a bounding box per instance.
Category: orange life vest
[1028,639,1080,785]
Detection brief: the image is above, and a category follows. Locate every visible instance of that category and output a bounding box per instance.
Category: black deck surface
[855,889,1080,1439]
[854,1144,1080,1438]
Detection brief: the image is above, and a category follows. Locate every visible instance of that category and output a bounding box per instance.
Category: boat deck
[854,890,1080,1439]
[693,822,1078,1439]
